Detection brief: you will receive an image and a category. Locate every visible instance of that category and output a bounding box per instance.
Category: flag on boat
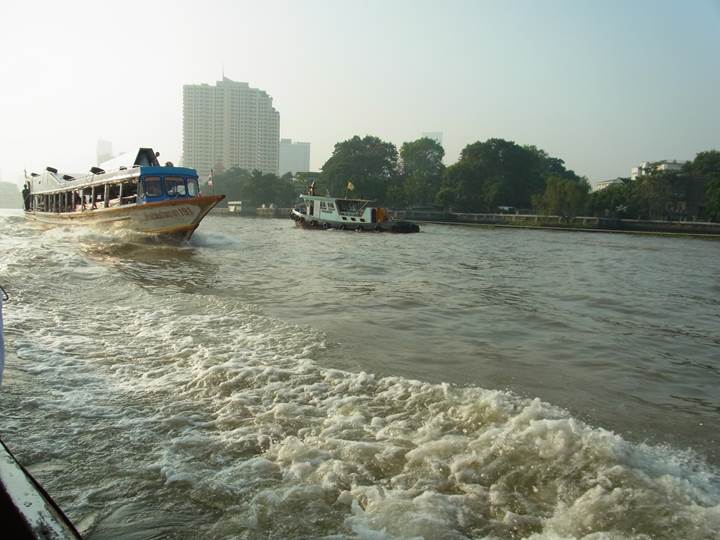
[208,169,214,187]
[347,181,355,191]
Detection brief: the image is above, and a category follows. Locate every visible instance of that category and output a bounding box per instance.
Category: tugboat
[23,148,224,242]
[290,186,419,233]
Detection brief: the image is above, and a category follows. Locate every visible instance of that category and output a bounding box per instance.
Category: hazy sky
[1,0,718,185]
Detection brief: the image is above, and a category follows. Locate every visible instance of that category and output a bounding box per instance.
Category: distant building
[96,139,114,165]
[183,77,280,178]
[279,138,311,176]
[594,178,625,191]
[631,160,687,180]
[421,132,443,145]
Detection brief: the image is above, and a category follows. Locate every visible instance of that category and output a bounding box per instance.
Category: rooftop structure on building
[594,178,625,191]
[183,77,280,178]
[631,160,687,180]
[279,138,311,176]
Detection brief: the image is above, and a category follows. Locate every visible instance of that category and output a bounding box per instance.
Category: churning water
[1,211,719,539]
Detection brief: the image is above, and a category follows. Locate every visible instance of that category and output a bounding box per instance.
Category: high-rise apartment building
[183,77,280,178]
[279,138,311,176]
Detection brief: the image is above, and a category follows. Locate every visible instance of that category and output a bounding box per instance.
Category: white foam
[1,236,718,539]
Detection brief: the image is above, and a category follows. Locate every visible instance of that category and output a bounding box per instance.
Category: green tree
[684,150,720,176]
[435,138,577,212]
[239,170,299,207]
[706,178,720,221]
[685,150,720,220]
[319,135,400,201]
[588,179,637,218]
[634,174,674,219]
[533,176,591,216]
[436,160,491,211]
[295,171,323,196]
[399,137,445,206]
[203,167,252,205]
[204,167,298,208]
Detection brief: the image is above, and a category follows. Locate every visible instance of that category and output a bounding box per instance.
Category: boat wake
[1,215,719,539]
[4,289,718,539]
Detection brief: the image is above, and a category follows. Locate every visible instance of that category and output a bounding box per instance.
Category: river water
[1,211,719,539]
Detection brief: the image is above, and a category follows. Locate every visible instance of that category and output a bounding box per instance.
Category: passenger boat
[290,193,420,233]
[23,148,224,242]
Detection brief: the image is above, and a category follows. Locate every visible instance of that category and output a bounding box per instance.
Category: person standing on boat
[22,183,30,211]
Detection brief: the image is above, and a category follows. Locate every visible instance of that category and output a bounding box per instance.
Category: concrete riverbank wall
[391,210,720,236]
[211,206,720,236]
[212,207,288,218]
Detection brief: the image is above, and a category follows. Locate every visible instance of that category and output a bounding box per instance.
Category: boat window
[187,177,199,196]
[165,176,187,197]
[121,182,138,205]
[108,184,120,205]
[142,176,162,197]
[336,199,366,216]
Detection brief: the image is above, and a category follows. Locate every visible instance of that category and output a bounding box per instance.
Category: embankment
[212,206,720,236]
[391,210,720,236]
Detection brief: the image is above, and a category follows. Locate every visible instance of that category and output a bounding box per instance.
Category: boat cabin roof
[301,194,376,205]
[28,148,198,195]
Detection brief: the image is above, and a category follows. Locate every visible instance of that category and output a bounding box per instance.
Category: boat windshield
[165,176,188,197]
[187,178,199,196]
[336,199,368,216]
[139,175,199,201]
[143,176,163,198]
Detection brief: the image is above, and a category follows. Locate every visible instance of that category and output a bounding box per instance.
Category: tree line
[589,152,720,221]
[204,169,303,209]
[206,136,720,221]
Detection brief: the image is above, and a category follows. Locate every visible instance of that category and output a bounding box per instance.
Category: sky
[1,0,719,186]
